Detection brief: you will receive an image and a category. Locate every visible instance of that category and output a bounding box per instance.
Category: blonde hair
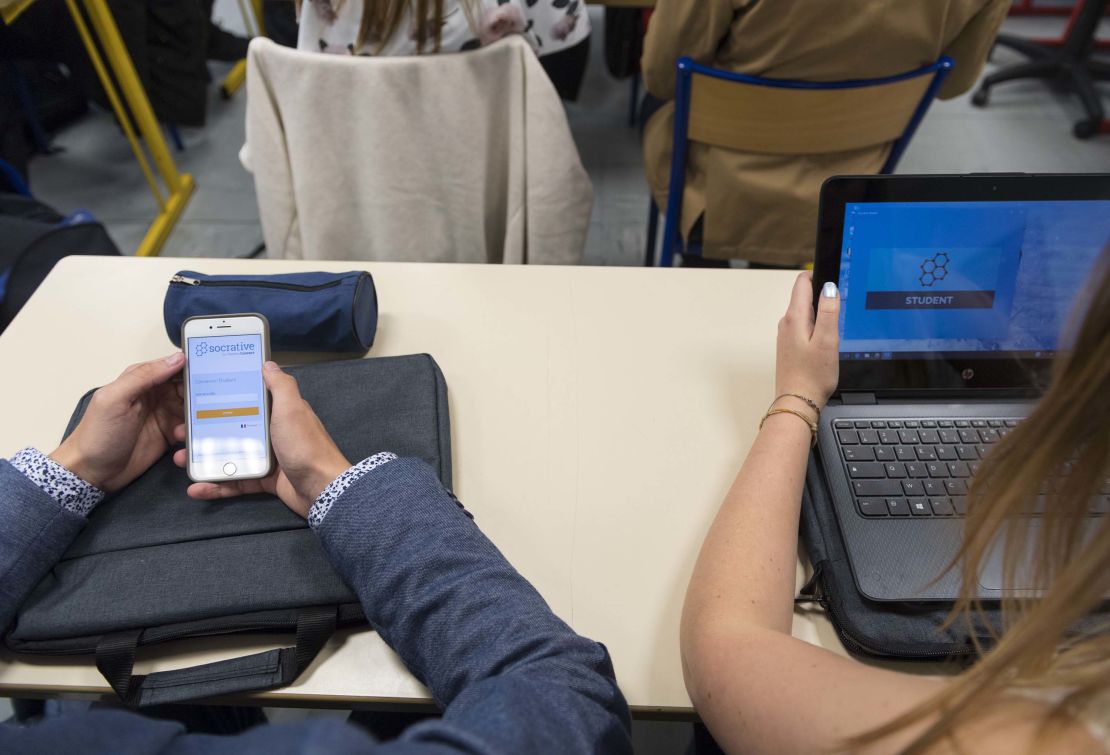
[301,0,481,54]
[850,250,1110,753]
[360,0,442,53]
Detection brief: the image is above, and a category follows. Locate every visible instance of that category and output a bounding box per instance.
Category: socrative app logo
[192,340,256,359]
[918,252,950,288]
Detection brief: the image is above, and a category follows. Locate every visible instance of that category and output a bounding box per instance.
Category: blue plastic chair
[646,56,954,267]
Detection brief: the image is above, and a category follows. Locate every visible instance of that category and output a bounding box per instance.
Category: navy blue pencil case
[164,270,378,353]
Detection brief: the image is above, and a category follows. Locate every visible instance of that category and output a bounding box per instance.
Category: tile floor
[5,5,1110,754]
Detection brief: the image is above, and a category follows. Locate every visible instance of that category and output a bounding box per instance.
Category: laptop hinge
[841,392,877,405]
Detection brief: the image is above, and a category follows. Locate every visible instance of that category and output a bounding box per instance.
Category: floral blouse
[298,0,590,58]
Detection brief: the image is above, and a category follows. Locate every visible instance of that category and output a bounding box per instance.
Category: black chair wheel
[1073,120,1098,139]
[971,88,990,108]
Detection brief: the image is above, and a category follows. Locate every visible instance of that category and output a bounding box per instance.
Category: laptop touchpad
[978,526,1040,592]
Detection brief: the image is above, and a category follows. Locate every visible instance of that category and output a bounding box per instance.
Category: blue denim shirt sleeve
[308,452,398,527]
[0,460,88,632]
[314,457,632,754]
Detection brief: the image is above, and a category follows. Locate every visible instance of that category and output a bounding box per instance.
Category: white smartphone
[182,313,273,482]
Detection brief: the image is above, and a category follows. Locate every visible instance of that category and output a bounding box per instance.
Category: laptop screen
[836,199,1110,362]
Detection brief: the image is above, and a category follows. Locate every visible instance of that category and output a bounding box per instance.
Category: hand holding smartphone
[182,314,273,482]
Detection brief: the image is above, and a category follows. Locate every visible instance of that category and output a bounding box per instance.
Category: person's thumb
[262,361,301,405]
[813,281,841,347]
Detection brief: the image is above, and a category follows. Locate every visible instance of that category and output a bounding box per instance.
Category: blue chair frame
[647,55,954,267]
[0,158,31,197]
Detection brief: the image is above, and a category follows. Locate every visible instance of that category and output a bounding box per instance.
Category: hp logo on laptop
[961,368,975,381]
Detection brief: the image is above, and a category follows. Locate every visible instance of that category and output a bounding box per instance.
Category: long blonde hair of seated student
[298,0,480,53]
[851,251,1110,753]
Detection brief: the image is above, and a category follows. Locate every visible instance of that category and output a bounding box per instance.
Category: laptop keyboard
[832,418,1110,518]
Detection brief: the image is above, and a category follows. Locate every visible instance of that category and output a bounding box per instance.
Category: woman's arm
[682,274,838,641]
[679,274,1099,755]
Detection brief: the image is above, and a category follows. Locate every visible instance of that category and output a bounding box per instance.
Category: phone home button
[222,462,237,477]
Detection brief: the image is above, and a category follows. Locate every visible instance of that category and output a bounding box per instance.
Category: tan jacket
[242,36,592,264]
[642,0,1010,265]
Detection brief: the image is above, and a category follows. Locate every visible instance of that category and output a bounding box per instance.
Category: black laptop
[811,174,1110,602]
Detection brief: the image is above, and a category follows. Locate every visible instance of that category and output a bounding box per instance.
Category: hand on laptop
[776,272,840,411]
[174,362,350,518]
[51,353,185,492]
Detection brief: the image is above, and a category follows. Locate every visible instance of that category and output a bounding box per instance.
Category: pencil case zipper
[170,274,346,292]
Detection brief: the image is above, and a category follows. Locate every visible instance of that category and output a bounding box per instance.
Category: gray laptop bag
[4,355,451,706]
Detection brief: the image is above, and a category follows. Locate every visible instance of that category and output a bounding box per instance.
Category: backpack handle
[95,605,337,707]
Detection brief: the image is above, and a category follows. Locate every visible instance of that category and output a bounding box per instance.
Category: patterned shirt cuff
[9,447,105,517]
[308,452,398,528]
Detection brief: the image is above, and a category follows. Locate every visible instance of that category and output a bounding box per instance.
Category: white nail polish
[821,281,839,299]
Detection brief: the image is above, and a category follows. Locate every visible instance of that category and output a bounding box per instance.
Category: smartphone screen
[185,330,269,478]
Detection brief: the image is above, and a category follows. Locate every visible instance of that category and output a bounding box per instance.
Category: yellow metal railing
[0,0,37,24]
[4,0,195,256]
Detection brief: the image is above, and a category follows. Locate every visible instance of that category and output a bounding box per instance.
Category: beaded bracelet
[773,393,821,417]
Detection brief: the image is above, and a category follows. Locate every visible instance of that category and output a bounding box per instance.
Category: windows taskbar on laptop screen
[840,350,1058,361]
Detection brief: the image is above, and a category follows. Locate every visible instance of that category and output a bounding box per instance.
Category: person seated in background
[0,356,631,753]
[641,0,1010,268]
[297,0,592,100]
[681,259,1109,752]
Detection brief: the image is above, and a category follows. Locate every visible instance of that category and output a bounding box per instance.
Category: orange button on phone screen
[195,406,260,420]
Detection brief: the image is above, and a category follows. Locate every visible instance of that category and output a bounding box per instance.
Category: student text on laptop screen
[836,200,1110,360]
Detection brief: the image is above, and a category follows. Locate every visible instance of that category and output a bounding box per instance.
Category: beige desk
[0,257,944,715]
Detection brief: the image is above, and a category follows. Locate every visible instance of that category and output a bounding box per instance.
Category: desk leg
[68,0,196,257]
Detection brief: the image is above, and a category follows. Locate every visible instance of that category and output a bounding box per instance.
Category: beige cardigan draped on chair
[242,36,592,264]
